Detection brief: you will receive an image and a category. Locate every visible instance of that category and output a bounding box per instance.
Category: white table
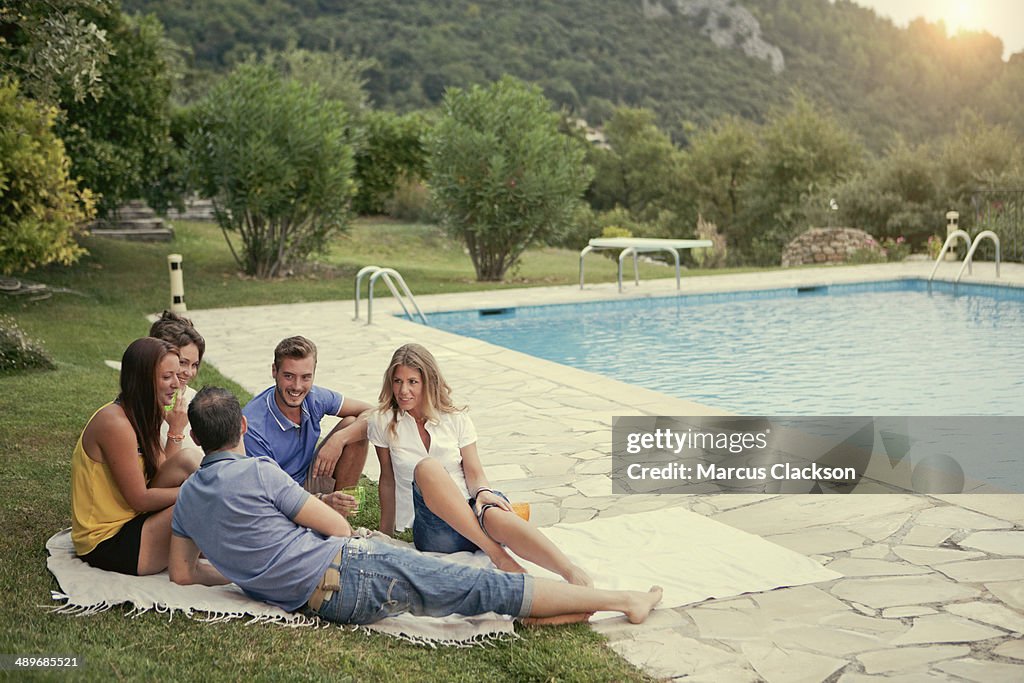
[579,237,713,292]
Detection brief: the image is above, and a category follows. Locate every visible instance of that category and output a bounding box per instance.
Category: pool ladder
[928,230,1000,284]
[354,266,428,325]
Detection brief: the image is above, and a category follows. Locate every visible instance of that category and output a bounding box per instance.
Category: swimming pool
[424,279,1024,416]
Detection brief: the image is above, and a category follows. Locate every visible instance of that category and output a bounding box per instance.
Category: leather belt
[307,548,343,612]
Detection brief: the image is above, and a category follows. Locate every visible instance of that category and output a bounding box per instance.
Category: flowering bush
[847,245,887,264]
[927,235,944,259]
[881,236,911,262]
[0,315,55,373]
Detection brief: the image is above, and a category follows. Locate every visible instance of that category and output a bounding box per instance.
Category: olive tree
[187,63,356,278]
[429,76,592,281]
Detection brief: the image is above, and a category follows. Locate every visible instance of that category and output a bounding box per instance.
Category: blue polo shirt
[171,451,346,611]
[242,385,343,484]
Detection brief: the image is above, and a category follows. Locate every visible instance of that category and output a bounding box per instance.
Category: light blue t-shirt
[242,385,343,484]
[171,452,345,611]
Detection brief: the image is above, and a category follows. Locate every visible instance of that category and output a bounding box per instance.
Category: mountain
[124,0,1023,149]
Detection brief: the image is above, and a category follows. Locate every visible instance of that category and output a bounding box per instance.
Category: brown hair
[148,310,205,362]
[273,336,317,369]
[377,343,460,435]
[188,386,243,454]
[119,337,178,479]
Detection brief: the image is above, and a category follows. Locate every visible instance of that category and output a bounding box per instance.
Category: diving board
[579,237,713,292]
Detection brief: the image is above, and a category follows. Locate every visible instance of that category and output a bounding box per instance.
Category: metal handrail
[955,231,1000,284]
[354,266,428,325]
[928,229,972,282]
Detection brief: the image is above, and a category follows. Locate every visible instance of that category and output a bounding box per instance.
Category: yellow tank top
[71,404,146,556]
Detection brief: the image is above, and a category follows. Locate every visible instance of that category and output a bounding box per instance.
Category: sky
[848,0,1024,59]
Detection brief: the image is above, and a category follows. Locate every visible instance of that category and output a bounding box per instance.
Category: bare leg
[413,459,525,574]
[135,448,201,575]
[136,506,175,575]
[314,417,368,490]
[151,447,202,488]
[523,580,663,625]
[482,510,592,586]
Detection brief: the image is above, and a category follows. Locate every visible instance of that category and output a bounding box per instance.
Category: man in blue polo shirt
[242,336,372,515]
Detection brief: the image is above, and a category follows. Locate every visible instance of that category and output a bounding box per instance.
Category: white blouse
[368,408,478,530]
[160,385,199,451]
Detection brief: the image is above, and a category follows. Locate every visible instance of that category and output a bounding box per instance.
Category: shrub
[0,78,94,275]
[0,315,56,373]
[429,76,592,281]
[847,236,887,264]
[188,63,356,278]
[881,236,911,261]
[385,174,435,223]
[691,214,728,268]
[353,111,428,215]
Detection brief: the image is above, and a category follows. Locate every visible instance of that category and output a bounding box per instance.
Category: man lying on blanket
[169,386,662,626]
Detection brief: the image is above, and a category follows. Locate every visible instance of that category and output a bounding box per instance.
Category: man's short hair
[188,386,243,454]
[273,336,317,369]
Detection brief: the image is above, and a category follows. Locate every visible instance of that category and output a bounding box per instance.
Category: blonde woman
[369,343,591,586]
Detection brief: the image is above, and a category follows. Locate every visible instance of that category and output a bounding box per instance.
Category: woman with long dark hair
[71,337,201,575]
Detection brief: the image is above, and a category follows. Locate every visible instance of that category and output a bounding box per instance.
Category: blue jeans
[412,481,509,553]
[313,537,534,625]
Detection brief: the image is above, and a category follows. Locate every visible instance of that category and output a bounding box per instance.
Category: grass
[0,220,754,681]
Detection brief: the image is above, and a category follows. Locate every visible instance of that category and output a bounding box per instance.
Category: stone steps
[170,196,217,222]
[90,200,174,242]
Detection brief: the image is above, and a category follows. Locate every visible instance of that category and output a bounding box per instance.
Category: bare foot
[520,612,593,626]
[624,586,663,624]
[562,563,593,587]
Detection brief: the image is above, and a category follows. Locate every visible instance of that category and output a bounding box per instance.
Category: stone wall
[781,227,878,267]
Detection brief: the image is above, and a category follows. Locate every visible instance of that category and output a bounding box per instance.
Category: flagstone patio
[185,261,1023,682]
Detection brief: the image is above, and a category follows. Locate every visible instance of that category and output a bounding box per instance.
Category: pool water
[424,280,1024,416]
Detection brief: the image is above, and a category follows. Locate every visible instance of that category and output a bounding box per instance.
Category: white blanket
[46,507,840,641]
[514,507,842,620]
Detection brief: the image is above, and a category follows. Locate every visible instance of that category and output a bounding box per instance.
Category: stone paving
[185,260,1023,682]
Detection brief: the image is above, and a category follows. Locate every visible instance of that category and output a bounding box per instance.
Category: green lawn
[0,220,750,681]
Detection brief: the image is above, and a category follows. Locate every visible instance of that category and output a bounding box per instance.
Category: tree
[187,63,356,278]
[587,107,682,219]
[2,2,180,215]
[738,95,864,263]
[429,76,592,281]
[58,13,177,215]
[820,138,941,243]
[0,79,94,275]
[0,0,112,105]
[680,116,759,244]
[352,110,428,215]
[267,48,375,114]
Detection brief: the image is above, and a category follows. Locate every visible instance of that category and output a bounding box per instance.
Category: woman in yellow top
[72,337,202,575]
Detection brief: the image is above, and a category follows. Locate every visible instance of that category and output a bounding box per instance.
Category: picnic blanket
[47,507,840,642]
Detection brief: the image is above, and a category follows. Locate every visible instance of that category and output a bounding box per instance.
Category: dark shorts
[411,481,509,554]
[78,513,153,575]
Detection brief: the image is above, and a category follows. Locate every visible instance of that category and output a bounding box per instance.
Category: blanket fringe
[350,624,519,648]
[48,595,316,628]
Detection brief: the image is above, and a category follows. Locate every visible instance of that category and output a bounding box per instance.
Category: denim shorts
[312,537,533,625]
[412,481,509,554]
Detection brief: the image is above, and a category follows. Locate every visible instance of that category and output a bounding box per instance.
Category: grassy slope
[0,220,711,681]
